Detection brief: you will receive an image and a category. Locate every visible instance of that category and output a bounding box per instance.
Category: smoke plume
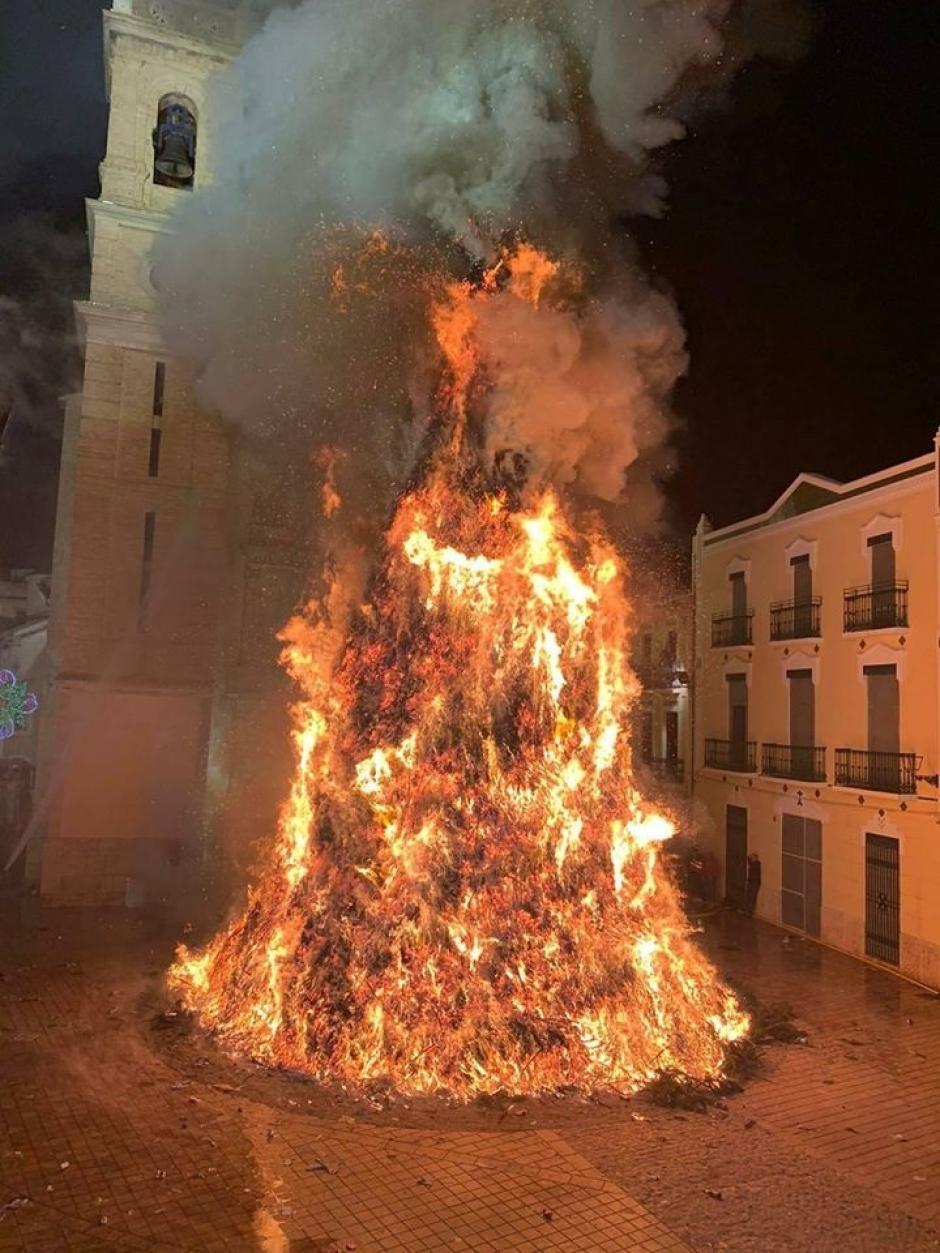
[0,218,86,568]
[154,0,791,515]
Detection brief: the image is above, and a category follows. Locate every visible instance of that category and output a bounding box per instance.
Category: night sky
[0,2,107,568]
[0,1,936,571]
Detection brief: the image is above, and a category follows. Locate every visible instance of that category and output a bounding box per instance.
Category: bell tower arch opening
[153,93,198,189]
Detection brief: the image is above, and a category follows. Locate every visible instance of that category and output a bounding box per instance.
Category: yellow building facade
[692,440,940,987]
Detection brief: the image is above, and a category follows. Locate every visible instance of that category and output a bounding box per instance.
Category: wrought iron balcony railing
[634,662,688,690]
[843,582,908,632]
[770,598,821,641]
[648,757,685,784]
[711,611,754,647]
[762,742,826,782]
[834,748,917,794]
[704,738,757,773]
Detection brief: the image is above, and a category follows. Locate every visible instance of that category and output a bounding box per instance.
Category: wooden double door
[780,813,822,937]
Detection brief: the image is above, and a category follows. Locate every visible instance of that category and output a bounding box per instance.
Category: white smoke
[214,0,727,244]
[153,0,784,511]
[473,282,686,499]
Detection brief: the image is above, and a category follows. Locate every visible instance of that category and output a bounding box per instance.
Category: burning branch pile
[171,248,748,1098]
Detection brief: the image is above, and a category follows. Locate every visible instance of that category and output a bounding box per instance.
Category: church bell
[153,102,196,185]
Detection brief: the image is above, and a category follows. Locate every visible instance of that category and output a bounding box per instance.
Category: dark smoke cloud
[0,217,86,568]
[0,219,84,443]
[154,0,805,517]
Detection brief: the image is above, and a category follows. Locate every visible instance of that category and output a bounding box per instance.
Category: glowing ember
[170,246,748,1098]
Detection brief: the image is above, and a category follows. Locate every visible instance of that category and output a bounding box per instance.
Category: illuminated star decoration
[0,669,38,741]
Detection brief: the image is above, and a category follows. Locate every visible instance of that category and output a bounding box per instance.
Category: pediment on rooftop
[765,476,842,524]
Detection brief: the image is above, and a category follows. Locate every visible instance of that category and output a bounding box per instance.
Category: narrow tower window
[139,511,156,616]
[149,361,164,478]
[152,361,165,417]
[153,95,197,189]
[148,425,162,478]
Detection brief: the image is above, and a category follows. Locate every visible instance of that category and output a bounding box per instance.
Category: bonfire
[170,244,748,1098]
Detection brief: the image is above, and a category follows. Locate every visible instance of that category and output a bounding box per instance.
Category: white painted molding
[857,814,907,848]
[855,639,906,683]
[722,657,752,686]
[780,646,820,685]
[783,535,818,571]
[725,555,751,579]
[773,794,829,824]
[860,512,902,557]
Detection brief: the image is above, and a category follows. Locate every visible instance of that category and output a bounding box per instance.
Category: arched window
[152,94,197,189]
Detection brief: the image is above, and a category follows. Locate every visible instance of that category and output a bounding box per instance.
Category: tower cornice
[103,8,237,97]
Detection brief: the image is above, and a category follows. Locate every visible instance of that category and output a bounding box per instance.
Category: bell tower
[33,2,244,904]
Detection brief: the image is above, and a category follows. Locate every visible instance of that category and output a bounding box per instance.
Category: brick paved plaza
[2,899,938,1252]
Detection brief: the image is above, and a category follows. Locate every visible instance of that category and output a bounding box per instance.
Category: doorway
[725,805,748,909]
[781,813,822,936]
[865,833,900,965]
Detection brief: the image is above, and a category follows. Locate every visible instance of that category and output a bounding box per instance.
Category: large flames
[170,246,747,1098]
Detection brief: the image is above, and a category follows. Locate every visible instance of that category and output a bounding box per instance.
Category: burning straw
[170,247,748,1098]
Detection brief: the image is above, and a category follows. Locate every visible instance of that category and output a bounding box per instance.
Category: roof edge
[704,452,934,545]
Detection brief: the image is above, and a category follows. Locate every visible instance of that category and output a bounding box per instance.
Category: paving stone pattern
[705,916,940,1231]
[568,911,940,1253]
[2,903,939,1251]
[0,905,687,1253]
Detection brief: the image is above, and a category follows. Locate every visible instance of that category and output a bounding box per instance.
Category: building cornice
[74,301,167,355]
[86,197,174,254]
[88,197,173,235]
[103,9,238,90]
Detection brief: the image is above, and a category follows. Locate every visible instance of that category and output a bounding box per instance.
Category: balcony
[834,748,917,794]
[705,738,757,773]
[711,611,754,647]
[843,582,908,632]
[648,757,685,784]
[634,662,688,690]
[762,742,826,782]
[770,597,821,641]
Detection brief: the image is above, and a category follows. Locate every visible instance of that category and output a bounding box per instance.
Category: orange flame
[430,242,561,448]
[170,244,748,1098]
[315,447,343,518]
